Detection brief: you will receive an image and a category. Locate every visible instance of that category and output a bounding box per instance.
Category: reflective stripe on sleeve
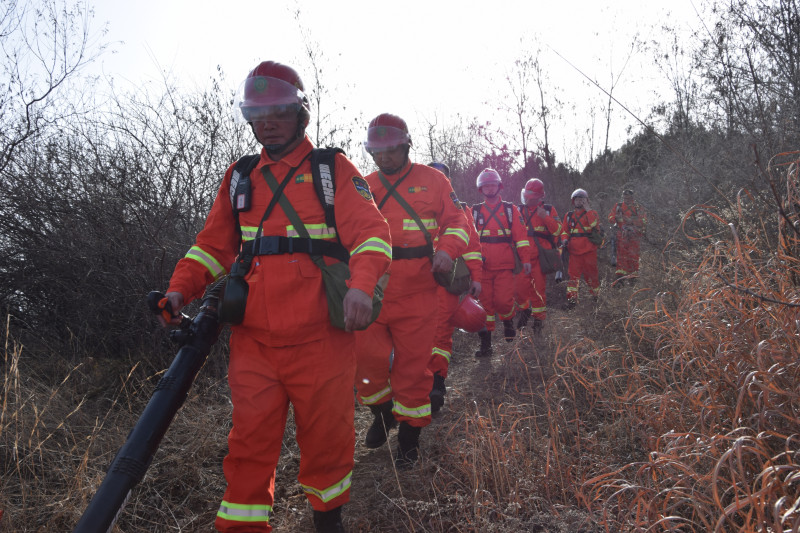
[185,246,226,279]
[462,251,482,261]
[515,240,530,248]
[301,471,352,503]
[351,237,392,260]
[443,227,469,246]
[216,501,271,523]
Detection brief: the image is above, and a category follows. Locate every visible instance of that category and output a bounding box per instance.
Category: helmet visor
[235,76,306,123]
[363,125,411,152]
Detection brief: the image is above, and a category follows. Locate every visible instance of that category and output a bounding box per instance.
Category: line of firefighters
[425,164,649,412]
[160,61,648,532]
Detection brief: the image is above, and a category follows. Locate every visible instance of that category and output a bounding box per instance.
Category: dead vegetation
[2,154,800,532]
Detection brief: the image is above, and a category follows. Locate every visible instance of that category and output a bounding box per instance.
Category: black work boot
[313,505,345,533]
[474,328,493,358]
[515,308,532,329]
[429,372,446,413]
[364,401,396,449]
[531,318,544,335]
[394,422,422,470]
[503,320,516,342]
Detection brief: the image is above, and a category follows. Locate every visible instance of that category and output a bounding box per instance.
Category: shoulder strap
[376,168,433,247]
[229,154,261,231]
[502,201,514,228]
[310,147,344,229]
[376,165,415,210]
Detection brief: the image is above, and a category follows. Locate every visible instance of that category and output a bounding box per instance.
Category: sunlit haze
[88,0,703,170]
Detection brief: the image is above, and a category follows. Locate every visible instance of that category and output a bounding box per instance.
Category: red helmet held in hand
[452,295,486,333]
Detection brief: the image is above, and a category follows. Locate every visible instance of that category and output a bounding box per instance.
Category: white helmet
[476,168,503,190]
[571,188,589,200]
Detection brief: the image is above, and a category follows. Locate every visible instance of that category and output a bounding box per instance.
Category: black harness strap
[376,166,435,260]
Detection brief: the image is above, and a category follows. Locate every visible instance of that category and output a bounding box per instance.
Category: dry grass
[2,157,799,531]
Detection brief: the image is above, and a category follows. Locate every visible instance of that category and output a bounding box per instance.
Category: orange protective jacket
[472,199,531,270]
[365,161,470,300]
[459,203,483,283]
[562,208,600,256]
[519,203,562,257]
[167,137,392,346]
[608,201,647,235]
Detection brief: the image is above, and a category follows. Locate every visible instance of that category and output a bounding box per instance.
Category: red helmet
[476,168,503,190]
[235,61,309,122]
[364,113,412,152]
[522,179,545,204]
[451,295,486,333]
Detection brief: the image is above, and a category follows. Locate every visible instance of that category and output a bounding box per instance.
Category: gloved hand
[469,280,482,298]
[430,249,454,273]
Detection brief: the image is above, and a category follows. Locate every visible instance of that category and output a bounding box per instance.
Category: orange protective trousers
[429,286,460,379]
[355,289,437,427]
[514,260,548,320]
[615,233,641,278]
[480,268,516,331]
[215,327,356,532]
[566,250,600,303]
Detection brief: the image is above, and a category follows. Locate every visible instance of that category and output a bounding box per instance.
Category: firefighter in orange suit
[562,188,600,308]
[355,115,469,468]
[514,179,562,334]
[472,169,531,357]
[608,188,647,285]
[159,61,392,533]
[425,162,483,413]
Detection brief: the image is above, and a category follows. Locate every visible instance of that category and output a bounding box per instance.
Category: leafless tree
[0,0,107,174]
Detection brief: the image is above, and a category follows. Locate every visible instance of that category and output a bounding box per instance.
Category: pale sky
[87,0,703,169]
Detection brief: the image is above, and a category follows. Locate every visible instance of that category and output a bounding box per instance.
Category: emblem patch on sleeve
[352,176,373,201]
[450,191,460,207]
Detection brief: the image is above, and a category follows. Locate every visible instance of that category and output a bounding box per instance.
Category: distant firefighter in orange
[608,188,647,286]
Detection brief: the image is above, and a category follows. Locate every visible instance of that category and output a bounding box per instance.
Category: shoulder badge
[351,176,373,201]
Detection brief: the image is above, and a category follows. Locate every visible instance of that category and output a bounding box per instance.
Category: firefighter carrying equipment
[472,201,525,274]
[376,168,470,294]
[220,148,386,329]
[451,295,486,333]
[566,210,605,247]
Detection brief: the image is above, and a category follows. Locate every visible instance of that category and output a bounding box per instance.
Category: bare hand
[343,287,372,332]
[535,205,547,218]
[158,292,185,327]
[469,281,482,298]
[430,250,454,273]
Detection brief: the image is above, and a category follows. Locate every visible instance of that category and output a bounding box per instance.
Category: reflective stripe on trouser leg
[215,327,357,531]
[530,260,547,320]
[514,270,532,310]
[482,268,516,327]
[355,317,393,406]
[357,290,437,427]
[290,326,356,511]
[428,287,458,379]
